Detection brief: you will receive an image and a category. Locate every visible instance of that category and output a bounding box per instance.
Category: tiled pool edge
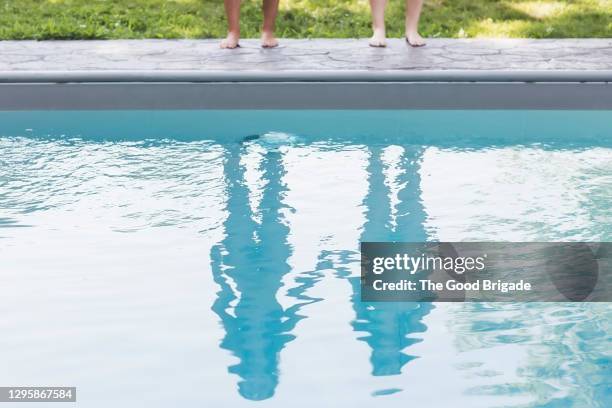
[1,39,611,110]
[3,110,611,143]
[1,82,611,110]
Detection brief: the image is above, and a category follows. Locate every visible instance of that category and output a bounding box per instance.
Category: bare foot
[221,31,240,49]
[369,28,387,47]
[406,31,426,47]
[261,31,278,48]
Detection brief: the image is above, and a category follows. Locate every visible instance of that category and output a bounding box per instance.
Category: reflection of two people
[211,141,434,400]
[210,143,316,400]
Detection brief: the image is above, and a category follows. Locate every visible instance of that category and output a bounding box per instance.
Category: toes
[220,40,239,49]
[406,35,426,47]
[369,37,386,47]
[262,39,279,48]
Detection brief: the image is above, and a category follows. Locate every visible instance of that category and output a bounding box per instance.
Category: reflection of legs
[351,146,432,376]
[396,147,428,240]
[369,0,388,47]
[211,146,293,401]
[350,147,432,376]
[261,0,280,48]
[221,0,241,48]
[405,0,426,46]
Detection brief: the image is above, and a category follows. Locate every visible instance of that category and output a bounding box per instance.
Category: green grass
[0,0,610,40]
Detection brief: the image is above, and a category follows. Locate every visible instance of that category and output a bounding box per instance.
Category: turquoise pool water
[0,111,611,407]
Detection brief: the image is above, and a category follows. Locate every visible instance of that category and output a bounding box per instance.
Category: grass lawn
[0,0,610,40]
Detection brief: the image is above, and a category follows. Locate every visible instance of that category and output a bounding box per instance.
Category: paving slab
[0,38,610,73]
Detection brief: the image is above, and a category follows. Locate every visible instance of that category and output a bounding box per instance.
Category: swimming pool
[1,110,611,407]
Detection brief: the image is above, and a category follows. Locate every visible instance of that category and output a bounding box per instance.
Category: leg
[221,0,241,49]
[261,0,279,48]
[369,0,387,47]
[405,0,425,46]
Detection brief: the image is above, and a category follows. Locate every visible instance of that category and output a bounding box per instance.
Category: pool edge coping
[1,69,611,83]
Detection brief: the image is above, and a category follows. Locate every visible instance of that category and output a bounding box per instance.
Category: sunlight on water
[0,124,611,407]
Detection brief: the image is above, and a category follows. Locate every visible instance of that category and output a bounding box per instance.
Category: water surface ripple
[0,135,610,407]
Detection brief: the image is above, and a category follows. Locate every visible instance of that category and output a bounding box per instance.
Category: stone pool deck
[1,39,611,110]
[0,39,611,80]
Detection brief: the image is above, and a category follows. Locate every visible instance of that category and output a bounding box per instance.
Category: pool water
[0,111,611,407]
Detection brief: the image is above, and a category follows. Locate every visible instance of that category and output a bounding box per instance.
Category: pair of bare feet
[221,0,280,49]
[221,31,423,49]
[368,0,426,48]
[220,31,278,49]
[369,29,426,48]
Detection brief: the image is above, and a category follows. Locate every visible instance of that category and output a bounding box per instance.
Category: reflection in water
[1,131,611,407]
[211,142,436,399]
[210,143,316,401]
[206,137,611,405]
[347,146,433,377]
